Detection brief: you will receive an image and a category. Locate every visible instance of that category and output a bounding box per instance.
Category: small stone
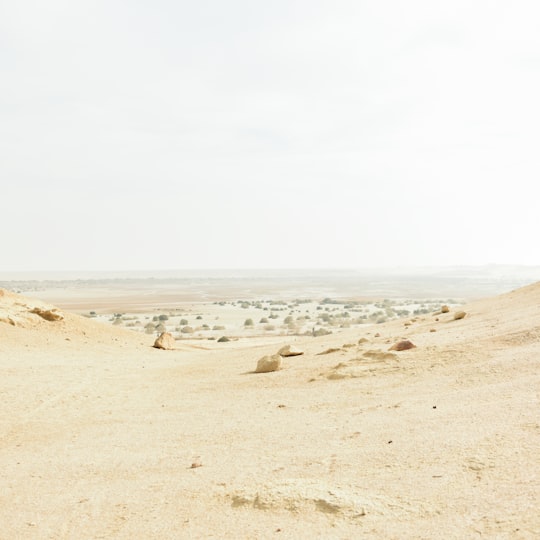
[389,340,416,351]
[441,305,450,313]
[453,311,467,320]
[277,345,304,357]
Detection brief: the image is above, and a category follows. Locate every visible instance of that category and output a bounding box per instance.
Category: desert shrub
[196,315,203,320]
[180,319,188,325]
[313,328,332,337]
[213,325,226,331]
[181,326,194,333]
[284,316,294,324]
[269,312,279,319]
[259,317,269,323]
[244,318,254,326]
[152,315,159,321]
[158,314,169,321]
[112,318,123,326]
[217,336,230,342]
[202,324,210,329]
[264,324,276,331]
[155,323,166,332]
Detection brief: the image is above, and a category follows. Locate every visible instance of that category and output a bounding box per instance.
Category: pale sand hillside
[0,285,539,539]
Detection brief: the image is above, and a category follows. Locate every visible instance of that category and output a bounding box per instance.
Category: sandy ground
[0,284,539,539]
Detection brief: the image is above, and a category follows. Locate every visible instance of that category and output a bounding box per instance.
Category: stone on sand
[278,345,304,357]
[453,311,467,320]
[153,332,176,350]
[389,340,416,351]
[255,354,282,373]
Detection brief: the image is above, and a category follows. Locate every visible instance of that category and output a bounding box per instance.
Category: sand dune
[1,284,539,538]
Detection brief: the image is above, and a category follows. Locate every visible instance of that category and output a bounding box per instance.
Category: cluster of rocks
[255,345,304,373]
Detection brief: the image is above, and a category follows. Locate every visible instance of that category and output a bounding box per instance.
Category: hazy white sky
[2,1,540,271]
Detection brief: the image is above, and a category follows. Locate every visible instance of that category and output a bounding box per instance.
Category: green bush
[312,328,332,337]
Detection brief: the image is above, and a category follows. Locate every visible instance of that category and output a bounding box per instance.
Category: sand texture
[1,284,539,539]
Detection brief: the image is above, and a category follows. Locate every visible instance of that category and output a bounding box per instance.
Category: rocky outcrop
[30,307,64,321]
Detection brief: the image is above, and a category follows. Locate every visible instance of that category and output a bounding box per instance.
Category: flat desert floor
[1,281,539,539]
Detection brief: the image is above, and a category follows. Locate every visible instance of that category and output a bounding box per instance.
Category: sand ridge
[0,284,539,538]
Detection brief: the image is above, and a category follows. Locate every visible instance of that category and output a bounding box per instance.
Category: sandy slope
[0,285,539,539]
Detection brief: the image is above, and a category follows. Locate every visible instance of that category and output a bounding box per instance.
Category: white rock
[277,345,304,357]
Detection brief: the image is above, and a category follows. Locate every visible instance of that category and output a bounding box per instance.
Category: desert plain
[0,272,539,539]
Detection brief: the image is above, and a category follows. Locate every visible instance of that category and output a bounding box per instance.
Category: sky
[2,1,540,271]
